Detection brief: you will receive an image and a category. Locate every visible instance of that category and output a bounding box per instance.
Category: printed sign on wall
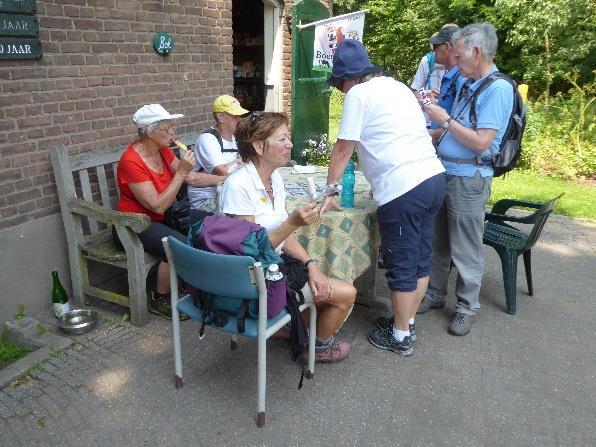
[0,0,41,59]
[0,0,37,14]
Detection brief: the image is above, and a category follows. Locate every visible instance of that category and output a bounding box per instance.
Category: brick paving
[1,214,595,446]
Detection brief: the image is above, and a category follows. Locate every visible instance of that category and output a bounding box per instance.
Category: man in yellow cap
[188,95,249,217]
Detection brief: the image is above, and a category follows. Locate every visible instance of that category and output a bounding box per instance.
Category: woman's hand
[318,195,342,218]
[307,265,334,303]
[176,150,196,176]
[287,202,319,228]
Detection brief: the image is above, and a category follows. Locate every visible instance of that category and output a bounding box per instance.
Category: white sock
[392,326,410,342]
[408,317,415,325]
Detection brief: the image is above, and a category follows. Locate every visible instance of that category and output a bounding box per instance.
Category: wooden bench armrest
[67,198,151,233]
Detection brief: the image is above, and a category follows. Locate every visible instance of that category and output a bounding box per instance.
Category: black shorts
[112,210,209,262]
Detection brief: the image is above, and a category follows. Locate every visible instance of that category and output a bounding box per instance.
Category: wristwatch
[442,117,453,130]
[304,259,319,270]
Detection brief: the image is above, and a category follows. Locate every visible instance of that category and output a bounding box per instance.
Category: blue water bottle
[340,160,355,208]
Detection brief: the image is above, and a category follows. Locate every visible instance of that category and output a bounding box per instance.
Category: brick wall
[0,0,333,232]
[0,0,236,230]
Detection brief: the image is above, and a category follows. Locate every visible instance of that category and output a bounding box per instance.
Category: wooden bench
[51,134,197,326]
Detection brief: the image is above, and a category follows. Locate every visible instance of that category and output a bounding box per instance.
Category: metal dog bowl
[57,309,98,335]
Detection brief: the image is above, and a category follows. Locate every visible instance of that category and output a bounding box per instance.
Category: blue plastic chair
[162,236,316,427]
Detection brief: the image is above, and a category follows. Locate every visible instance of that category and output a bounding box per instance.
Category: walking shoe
[366,328,413,356]
[310,339,351,363]
[448,312,474,336]
[416,296,445,314]
[149,292,189,321]
[375,316,417,342]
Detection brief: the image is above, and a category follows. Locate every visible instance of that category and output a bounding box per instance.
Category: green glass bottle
[51,270,70,318]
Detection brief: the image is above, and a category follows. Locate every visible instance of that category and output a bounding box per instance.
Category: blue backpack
[187,215,287,334]
[425,51,436,90]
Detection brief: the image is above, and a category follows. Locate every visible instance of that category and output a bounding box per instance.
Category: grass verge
[0,338,29,369]
[489,170,595,220]
[329,94,594,220]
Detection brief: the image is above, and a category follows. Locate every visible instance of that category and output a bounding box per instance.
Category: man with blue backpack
[423,23,522,336]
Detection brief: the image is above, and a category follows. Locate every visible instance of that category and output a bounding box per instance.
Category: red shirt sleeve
[116,145,176,221]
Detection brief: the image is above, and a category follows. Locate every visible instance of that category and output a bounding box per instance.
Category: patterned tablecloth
[279,166,380,282]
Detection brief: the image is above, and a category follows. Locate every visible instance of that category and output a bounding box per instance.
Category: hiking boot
[149,292,189,321]
[448,312,474,336]
[366,327,413,356]
[375,316,417,342]
[416,296,445,314]
[312,339,351,363]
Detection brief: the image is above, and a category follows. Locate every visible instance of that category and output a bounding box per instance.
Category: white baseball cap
[132,104,184,127]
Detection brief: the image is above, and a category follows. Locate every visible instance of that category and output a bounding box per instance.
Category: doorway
[232,0,282,111]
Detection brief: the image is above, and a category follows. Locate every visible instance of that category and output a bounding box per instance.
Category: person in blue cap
[319,39,446,357]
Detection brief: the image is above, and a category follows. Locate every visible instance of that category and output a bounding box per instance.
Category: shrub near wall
[0,0,234,230]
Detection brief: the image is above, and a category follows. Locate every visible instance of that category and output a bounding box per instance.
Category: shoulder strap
[203,128,237,153]
[469,72,514,129]
[446,70,462,99]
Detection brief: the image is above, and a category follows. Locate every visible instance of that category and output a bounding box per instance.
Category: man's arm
[326,138,355,184]
[170,157,226,186]
[425,103,497,154]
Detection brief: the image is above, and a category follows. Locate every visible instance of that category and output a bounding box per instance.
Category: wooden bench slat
[78,169,98,233]
[96,165,112,209]
[112,162,120,199]
[71,147,123,171]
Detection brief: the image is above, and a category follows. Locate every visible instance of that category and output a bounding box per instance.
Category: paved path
[1,214,595,446]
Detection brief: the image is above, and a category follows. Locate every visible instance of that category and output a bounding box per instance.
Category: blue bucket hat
[327,39,382,88]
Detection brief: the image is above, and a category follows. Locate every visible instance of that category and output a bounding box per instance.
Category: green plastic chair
[483,194,563,314]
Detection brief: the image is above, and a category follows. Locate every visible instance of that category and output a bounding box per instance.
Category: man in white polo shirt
[188,95,248,217]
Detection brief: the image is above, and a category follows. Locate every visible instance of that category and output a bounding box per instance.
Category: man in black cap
[412,24,458,126]
[427,24,465,138]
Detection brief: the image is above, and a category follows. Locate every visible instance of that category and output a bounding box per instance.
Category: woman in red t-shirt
[116,104,223,319]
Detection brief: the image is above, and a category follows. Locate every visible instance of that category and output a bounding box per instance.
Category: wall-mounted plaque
[0,0,37,14]
[0,14,38,36]
[0,38,42,59]
[153,32,174,55]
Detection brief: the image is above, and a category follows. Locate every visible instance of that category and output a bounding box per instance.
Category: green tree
[332,0,595,95]
[493,0,595,102]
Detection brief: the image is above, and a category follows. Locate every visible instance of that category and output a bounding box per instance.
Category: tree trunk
[544,31,551,110]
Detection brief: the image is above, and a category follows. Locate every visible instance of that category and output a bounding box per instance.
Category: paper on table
[306,177,319,202]
[285,181,326,197]
[292,164,316,174]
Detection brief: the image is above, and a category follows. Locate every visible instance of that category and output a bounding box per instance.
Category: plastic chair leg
[256,332,266,427]
[523,249,533,296]
[496,247,519,315]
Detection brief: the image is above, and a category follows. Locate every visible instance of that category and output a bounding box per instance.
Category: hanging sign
[0,0,36,14]
[0,38,42,58]
[0,14,38,36]
[153,32,174,55]
[310,11,366,71]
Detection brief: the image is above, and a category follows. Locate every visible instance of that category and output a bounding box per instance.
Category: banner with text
[312,11,365,71]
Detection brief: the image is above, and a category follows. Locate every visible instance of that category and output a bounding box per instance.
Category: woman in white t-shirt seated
[219,112,356,363]
[188,95,248,219]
